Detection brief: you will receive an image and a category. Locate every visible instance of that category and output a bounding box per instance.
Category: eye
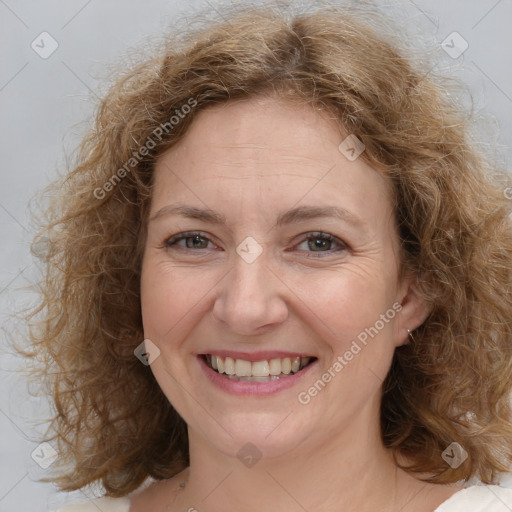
[162,231,348,257]
[164,231,216,251]
[294,232,348,257]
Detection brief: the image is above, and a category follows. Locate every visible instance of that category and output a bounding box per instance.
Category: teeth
[235,359,252,377]
[228,375,281,382]
[206,355,313,377]
[252,360,270,377]
[269,358,282,376]
[224,357,235,375]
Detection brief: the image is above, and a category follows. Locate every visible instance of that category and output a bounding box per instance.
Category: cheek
[141,258,178,337]
[140,257,216,341]
[291,265,394,336]
[140,242,399,347]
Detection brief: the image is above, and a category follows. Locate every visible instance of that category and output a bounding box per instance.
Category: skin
[135,95,464,512]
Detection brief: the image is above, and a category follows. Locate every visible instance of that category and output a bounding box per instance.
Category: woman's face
[140,95,424,461]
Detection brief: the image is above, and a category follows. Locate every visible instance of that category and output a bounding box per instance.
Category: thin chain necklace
[167,472,188,510]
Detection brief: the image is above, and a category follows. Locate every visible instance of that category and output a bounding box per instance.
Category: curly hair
[18,0,512,498]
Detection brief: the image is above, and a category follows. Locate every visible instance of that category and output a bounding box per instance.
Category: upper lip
[198,350,315,362]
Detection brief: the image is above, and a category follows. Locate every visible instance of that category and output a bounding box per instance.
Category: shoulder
[435,484,512,511]
[49,496,130,512]
[128,469,189,510]
[48,477,156,512]
[49,471,189,512]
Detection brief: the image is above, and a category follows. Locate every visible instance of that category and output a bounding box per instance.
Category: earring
[407,328,415,345]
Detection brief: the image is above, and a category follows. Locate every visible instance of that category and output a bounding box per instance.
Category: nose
[212,253,289,336]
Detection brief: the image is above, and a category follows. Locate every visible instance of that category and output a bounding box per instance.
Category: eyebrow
[149,204,366,229]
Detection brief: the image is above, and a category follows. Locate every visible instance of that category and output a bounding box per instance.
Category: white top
[50,484,512,511]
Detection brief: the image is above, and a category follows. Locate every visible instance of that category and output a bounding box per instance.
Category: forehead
[151,95,394,221]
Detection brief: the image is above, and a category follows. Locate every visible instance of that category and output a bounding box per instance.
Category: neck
[175,396,410,512]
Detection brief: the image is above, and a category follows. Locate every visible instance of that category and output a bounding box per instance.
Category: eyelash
[163,231,348,257]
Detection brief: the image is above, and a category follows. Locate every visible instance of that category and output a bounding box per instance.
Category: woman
[22,2,512,511]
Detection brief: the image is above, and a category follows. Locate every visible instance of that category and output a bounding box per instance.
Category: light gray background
[1,1,511,511]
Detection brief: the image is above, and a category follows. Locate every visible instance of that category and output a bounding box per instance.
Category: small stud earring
[406,328,415,345]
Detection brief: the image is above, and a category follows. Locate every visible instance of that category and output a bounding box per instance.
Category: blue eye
[295,232,347,256]
[164,232,213,250]
[163,231,348,257]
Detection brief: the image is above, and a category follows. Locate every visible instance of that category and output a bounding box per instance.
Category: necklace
[167,472,189,510]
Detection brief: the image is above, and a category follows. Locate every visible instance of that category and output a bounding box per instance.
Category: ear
[394,273,432,347]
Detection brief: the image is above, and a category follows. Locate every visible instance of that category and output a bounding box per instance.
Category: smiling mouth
[202,354,316,382]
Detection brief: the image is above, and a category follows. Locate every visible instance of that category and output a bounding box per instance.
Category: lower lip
[198,356,317,396]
